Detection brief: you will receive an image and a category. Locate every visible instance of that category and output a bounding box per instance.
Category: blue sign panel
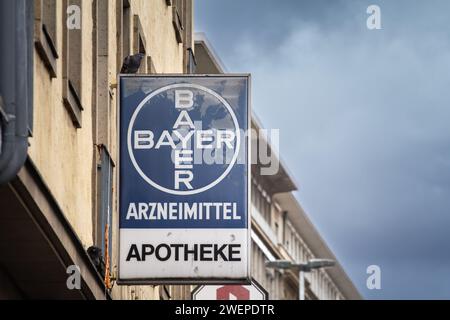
[118,75,250,283]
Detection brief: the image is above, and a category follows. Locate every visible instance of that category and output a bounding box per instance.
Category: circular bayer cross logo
[127,83,241,196]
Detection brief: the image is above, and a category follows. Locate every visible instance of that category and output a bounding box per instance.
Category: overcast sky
[195,0,450,299]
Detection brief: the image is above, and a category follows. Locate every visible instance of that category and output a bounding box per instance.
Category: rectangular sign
[118,75,250,284]
[192,279,268,300]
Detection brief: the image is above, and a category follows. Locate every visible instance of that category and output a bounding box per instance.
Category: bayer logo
[127,83,241,196]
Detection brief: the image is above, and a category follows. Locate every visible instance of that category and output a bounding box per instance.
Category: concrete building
[0,0,194,300]
[195,33,362,300]
[0,0,360,300]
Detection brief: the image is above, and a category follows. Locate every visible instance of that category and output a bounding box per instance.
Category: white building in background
[195,32,362,300]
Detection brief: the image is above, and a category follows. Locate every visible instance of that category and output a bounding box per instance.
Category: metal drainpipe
[0,0,32,185]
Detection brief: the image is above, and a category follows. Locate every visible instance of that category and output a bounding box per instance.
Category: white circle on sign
[127,83,241,196]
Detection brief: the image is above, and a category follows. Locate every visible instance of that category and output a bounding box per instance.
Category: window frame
[187,47,197,74]
[34,0,59,78]
[172,0,184,44]
[119,0,131,73]
[133,15,147,73]
[62,0,83,128]
[97,145,115,271]
[147,56,157,74]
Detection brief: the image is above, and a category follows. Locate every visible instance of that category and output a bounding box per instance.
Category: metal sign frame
[191,278,269,300]
[117,74,252,285]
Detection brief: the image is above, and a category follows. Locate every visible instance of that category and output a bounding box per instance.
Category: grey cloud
[196,0,450,299]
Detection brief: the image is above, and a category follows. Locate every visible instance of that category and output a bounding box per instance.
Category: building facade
[0,0,193,300]
[195,34,361,300]
[0,0,360,300]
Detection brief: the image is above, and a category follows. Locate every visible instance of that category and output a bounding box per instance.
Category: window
[147,56,156,74]
[121,0,131,69]
[34,0,59,77]
[95,0,112,147]
[251,178,272,225]
[172,0,184,43]
[181,1,194,73]
[259,187,271,224]
[63,0,83,128]
[294,238,298,261]
[187,48,196,74]
[97,146,114,275]
[133,15,147,73]
[159,286,171,300]
[251,180,256,206]
[264,193,271,224]
[274,222,279,241]
[284,227,290,247]
[94,0,114,273]
[115,0,123,72]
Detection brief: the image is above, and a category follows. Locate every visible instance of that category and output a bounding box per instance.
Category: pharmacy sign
[118,75,251,284]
